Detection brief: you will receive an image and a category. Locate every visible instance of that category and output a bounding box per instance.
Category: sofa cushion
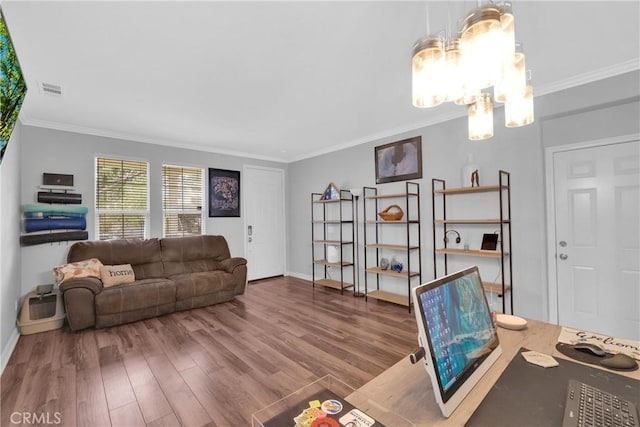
[68,238,165,280]
[95,278,176,315]
[101,264,136,287]
[161,235,231,276]
[53,258,103,284]
[171,270,236,299]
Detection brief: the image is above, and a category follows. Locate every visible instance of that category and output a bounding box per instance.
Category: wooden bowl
[378,204,404,221]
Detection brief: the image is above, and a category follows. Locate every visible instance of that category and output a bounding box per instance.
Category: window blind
[96,157,149,240]
[162,165,204,237]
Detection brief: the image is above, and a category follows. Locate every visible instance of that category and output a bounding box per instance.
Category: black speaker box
[20,231,88,246]
[43,173,74,187]
[37,192,82,204]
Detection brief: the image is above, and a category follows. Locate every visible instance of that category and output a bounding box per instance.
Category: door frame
[242,164,287,279]
[544,133,640,324]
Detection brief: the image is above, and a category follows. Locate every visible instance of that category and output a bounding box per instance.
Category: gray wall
[8,70,640,358]
[1,123,23,370]
[287,71,640,321]
[19,127,288,296]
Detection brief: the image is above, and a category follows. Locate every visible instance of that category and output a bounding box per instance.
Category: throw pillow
[53,258,104,284]
[100,264,136,287]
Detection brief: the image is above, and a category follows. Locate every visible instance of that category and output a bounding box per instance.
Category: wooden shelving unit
[432,171,513,314]
[311,190,355,294]
[363,181,422,312]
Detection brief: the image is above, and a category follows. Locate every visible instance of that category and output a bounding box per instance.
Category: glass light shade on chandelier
[505,84,534,127]
[455,85,480,106]
[412,35,447,108]
[499,2,515,71]
[494,44,526,103]
[460,6,504,91]
[410,1,534,140]
[444,39,464,103]
[468,93,494,140]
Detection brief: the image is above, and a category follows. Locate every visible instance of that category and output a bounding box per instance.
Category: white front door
[553,139,639,340]
[243,166,286,281]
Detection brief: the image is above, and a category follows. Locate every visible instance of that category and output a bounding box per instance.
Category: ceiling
[3,1,639,163]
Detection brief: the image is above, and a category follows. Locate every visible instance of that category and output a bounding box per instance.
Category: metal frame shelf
[311,190,355,293]
[432,170,513,314]
[363,181,422,312]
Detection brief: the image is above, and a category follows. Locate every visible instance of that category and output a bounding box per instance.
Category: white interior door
[244,166,285,281]
[553,140,639,340]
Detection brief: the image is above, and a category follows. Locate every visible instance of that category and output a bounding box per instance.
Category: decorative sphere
[390,257,403,273]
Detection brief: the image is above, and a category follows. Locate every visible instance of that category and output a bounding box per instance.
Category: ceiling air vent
[41,82,62,96]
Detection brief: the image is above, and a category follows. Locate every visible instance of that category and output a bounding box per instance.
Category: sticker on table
[339,409,376,426]
[321,399,343,415]
[309,399,322,408]
[310,418,338,427]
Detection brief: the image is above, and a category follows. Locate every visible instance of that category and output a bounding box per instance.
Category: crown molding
[19,117,289,163]
[534,58,639,98]
[289,59,640,162]
[19,58,639,164]
[289,108,465,163]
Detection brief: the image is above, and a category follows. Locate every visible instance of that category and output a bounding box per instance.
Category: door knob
[559,253,568,260]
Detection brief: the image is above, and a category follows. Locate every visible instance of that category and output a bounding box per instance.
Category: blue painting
[0,7,27,165]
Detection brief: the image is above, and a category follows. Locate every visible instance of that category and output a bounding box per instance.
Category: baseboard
[1,326,20,375]
[286,271,312,282]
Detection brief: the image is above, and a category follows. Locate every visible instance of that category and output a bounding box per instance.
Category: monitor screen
[0,6,28,165]
[412,266,502,418]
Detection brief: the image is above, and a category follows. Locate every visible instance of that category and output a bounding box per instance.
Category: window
[162,165,204,237]
[96,157,149,240]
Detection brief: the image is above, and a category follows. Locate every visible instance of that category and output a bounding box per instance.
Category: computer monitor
[411,265,502,418]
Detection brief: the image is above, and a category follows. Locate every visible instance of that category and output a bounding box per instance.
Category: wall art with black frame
[208,168,240,217]
[374,136,422,184]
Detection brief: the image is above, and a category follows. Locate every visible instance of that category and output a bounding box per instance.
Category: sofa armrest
[59,277,103,295]
[60,278,102,331]
[220,257,247,274]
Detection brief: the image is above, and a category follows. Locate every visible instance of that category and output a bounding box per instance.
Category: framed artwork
[208,168,240,217]
[320,182,340,200]
[374,136,422,184]
[0,7,28,165]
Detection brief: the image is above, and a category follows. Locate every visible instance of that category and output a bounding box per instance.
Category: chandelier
[412,1,534,140]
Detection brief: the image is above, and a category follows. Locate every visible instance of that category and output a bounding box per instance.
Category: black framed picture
[208,168,240,217]
[374,136,422,184]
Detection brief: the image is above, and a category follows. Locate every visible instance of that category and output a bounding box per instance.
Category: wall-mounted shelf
[21,173,87,246]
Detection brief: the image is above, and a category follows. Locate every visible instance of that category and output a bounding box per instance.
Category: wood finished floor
[1,276,418,426]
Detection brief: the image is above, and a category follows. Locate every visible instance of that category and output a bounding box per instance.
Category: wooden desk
[355,319,640,426]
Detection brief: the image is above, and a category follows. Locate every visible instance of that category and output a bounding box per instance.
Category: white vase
[326,245,340,263]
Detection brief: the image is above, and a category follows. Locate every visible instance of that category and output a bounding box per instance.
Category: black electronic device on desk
[562,379,639,427]
[466,347,640,426]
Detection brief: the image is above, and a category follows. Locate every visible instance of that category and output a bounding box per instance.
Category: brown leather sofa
[59,235,247,331]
